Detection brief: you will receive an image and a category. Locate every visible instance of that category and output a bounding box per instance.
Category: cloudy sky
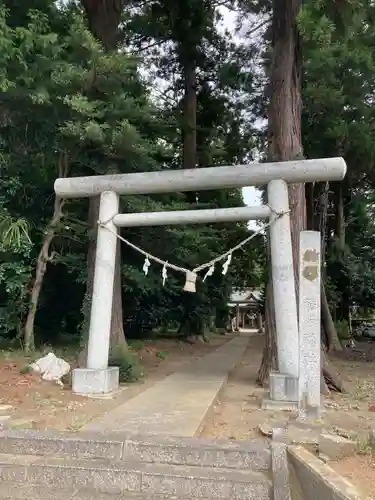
[243,186,261,206]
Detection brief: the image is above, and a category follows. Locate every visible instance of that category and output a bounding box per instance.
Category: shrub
[129,340,145,350]
[156,350,168,359]
[216,327,228,335]
[335,320,350,340]
[108,345,143,383]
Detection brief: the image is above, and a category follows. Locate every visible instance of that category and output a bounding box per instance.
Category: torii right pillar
[262,179,301,410]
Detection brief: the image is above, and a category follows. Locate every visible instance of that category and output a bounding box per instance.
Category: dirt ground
[2,332,375,496]
[200,334,375,498]
[0,334,232,431]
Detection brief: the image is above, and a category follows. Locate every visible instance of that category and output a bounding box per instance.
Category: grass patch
[128,340,146,351]
[108,345,143,383]
[19,365,33,375]
[156,350,168,360]
[357,435,374,455]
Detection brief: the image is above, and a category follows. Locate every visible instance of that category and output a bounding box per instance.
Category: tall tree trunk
[321,284,342,351]
[182,58,197,176]
[305,183,314,231]
[78,0,127,367]
[81,0,125,51]
[258,0,303,382]
[257,0,343,391]
[305,184,338,355]
[319,182,329,276]
[257,282,277,385]
[24,154,68,353]
[334,181,350,322]
[319,182,342,351]
[176,56,198,335]
[111,241,127,349]
[334,182,346,249]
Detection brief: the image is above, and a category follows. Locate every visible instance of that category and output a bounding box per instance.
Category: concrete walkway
[84,335,249,437]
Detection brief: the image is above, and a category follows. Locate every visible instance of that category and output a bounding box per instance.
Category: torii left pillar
[72,191,120,395]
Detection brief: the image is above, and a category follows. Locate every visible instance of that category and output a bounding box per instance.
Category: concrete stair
[0,430,272,499]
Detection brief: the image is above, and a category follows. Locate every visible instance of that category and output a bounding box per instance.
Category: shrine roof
[228,288,262,305]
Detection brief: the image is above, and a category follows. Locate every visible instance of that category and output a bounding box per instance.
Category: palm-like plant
[0,211,31,251]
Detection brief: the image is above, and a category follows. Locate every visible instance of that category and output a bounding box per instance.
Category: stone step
[0,429,271,471]
[0,483,194,499]
[0,453,272,499]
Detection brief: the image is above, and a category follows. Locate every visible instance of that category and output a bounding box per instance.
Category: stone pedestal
[261,397,299,411]
[261,372,299,411]
[72,367,119,395]
[270,372,299,401]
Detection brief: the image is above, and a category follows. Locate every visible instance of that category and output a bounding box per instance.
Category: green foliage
[0,0,266,349]
[300,0,375,185]
[300,0,375,318]
[156,350,168,359]
[128,340,146,350]
[0,212,31,252]
[300,0,375,313]
[0,207,33,338]
[334,319,350,340]
[108,345,143,383]
[242,0,375,324]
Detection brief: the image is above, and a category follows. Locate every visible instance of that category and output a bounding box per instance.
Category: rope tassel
[222,253,232,275]
[143,256,150,275]
[203,263,215,282]
[162,262,168,286]
[184,271,197,293]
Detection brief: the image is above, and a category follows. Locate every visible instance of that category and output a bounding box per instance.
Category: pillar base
[270,372,299,402]
[72,367,119,395]
[261,396,299,412]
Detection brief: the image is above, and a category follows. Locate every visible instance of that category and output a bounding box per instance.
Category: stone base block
[72,367,119,395]
[261,396,299,412]
[270,372,299,402]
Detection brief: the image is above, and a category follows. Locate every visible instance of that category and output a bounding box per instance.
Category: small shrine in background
[228,289,263,332]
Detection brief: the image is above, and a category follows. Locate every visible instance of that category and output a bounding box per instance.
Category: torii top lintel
[54,157,347,199]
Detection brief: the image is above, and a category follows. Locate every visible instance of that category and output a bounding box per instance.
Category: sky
[243,186,261,206]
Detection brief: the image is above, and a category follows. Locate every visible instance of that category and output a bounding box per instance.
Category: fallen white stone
[30,352,70,386]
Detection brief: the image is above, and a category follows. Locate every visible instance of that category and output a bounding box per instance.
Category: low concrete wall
[287,445,365,500]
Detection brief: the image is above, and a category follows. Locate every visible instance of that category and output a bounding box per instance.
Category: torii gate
[54,157,346,411]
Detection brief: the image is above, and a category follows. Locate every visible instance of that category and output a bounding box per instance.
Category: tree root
[321,345,345,392]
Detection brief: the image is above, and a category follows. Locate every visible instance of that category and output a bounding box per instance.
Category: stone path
[84,335,249,436]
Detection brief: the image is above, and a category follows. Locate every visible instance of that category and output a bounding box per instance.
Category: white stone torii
[54,157,346,401]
